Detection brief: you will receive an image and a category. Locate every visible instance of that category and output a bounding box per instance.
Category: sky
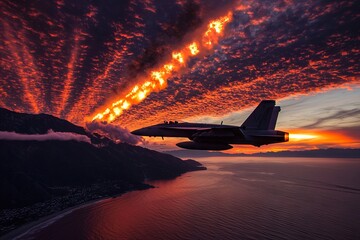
[0,0,359,153]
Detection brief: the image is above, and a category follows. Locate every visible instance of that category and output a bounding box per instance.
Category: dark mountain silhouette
[0,108,205,210]
[0,108,87,135]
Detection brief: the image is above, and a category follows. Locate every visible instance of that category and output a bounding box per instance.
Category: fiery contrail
[91,12,232,123]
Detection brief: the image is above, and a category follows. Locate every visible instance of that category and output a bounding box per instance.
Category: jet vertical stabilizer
[268,106,280,130]
[241,100,277,130]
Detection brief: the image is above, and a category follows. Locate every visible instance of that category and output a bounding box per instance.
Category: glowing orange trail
[91,12,232,123]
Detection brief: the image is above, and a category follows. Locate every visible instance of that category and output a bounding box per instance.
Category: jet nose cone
[131,129,142,135]
[131,128,147,136]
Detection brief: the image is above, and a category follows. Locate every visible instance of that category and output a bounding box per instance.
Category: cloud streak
[303,108,360,129]
[86,121,143,145]
[0,130,91,143]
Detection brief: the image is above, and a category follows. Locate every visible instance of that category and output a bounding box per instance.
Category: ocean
[13,157,360,240]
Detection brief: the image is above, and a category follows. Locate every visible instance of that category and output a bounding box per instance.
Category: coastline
[0,187,147,240]
[0,181,152,239]
[0,198,105,240]
[0,167,206,239]
[0,162,206,239]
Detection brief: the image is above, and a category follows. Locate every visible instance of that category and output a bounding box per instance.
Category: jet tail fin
[241,100,280,130]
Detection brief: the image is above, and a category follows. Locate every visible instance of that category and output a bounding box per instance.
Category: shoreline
[0,166,206,239]
[0,189,137,240]
[0,181,153,240]
[0,181,152,236]
[0,198,103,240]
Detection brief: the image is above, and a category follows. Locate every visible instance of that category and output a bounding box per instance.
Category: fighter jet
[131,100,289,150]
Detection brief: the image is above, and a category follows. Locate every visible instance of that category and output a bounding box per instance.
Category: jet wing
[192,127,246,138]
[160,126,212,130]
[159,125,247,138]
[213,127,246,137]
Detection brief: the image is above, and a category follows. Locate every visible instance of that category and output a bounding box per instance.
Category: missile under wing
[131,100,289,150]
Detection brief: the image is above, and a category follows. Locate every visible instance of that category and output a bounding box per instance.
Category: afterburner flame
[290,133,318,141]
[92,12,232,122]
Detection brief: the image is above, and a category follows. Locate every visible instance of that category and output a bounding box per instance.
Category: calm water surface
[15,157,360,240]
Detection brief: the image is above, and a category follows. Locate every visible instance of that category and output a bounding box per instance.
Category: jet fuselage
[131,100,289,150]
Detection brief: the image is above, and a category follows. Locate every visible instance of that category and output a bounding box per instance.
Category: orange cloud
[0,0,358,157]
